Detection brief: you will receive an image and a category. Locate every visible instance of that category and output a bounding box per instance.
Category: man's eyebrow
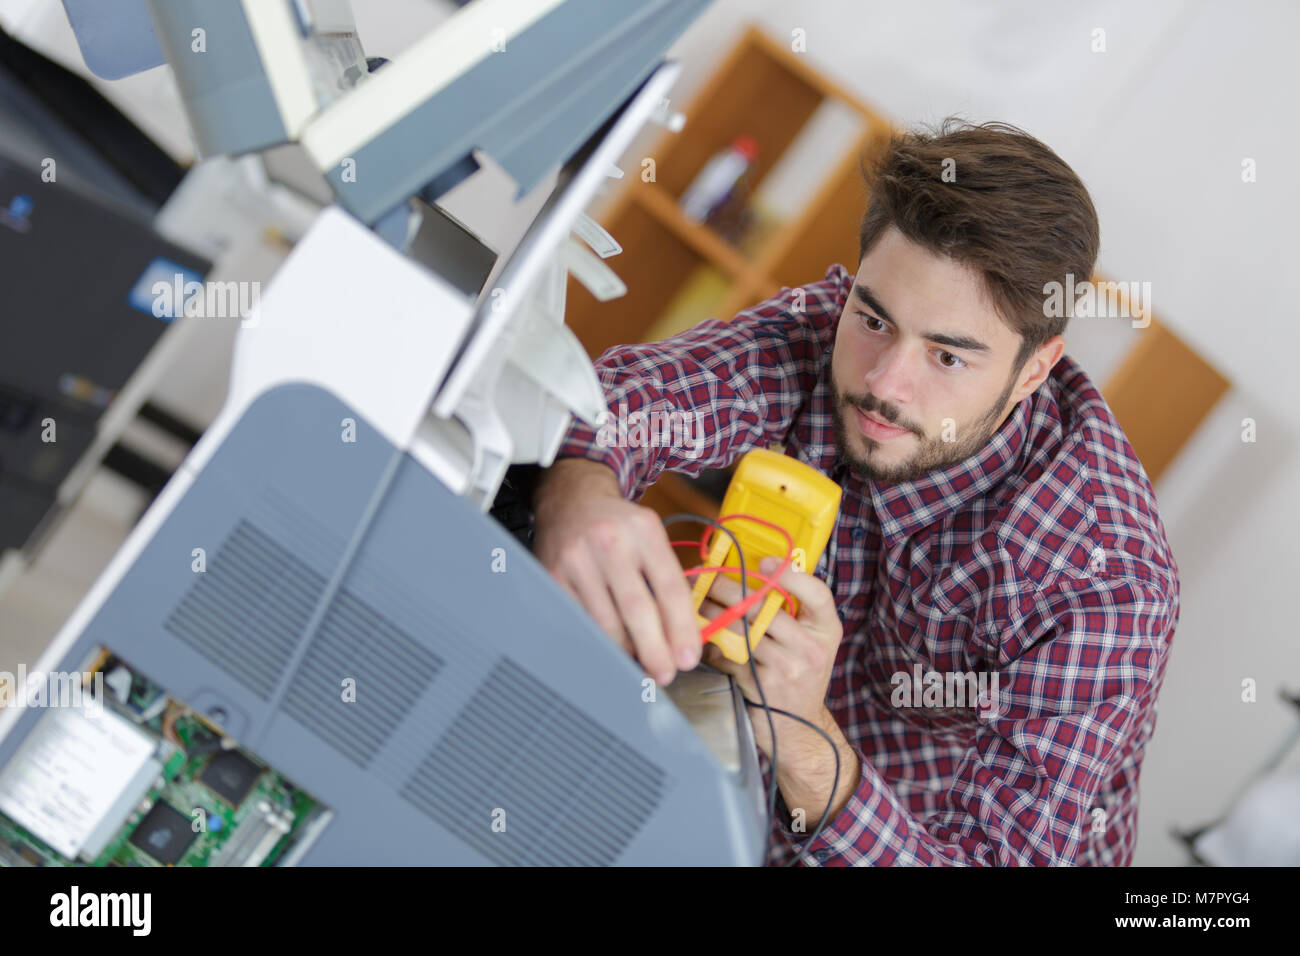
[853,283,894,324]
[853,282,991,353]
[925,331,991,353]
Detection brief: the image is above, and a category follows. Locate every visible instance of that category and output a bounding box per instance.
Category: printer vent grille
[282,588,444,768]
[400,658,667,866]
[165,520,324,698]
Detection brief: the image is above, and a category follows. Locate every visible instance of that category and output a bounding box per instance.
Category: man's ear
[1010,334,1065,404]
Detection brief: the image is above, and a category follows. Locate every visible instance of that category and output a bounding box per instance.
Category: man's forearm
[534,456,625,514]
[773,708,861,828]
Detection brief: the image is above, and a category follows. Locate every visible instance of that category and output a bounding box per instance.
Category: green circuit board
[0,649,329,867]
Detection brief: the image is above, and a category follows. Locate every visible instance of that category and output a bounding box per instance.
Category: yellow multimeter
[692,448,842,663]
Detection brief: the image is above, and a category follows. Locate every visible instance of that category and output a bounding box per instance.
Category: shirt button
[851,526,865,539]
[814,849,831,862]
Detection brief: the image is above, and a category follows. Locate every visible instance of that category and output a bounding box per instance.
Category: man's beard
[831,374,1019,485]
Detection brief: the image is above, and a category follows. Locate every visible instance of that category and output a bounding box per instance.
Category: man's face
[830,226,1058,485]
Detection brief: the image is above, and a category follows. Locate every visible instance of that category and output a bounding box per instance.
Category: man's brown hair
[858,118,1100,368]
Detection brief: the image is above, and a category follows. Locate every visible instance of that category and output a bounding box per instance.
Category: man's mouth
[854,406,911,441]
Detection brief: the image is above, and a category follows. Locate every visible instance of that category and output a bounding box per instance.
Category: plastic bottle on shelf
[679,135,759,229]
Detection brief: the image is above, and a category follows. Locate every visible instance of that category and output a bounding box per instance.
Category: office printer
[0,0,769,866]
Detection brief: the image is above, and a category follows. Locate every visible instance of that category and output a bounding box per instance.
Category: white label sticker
[0,704,156,858]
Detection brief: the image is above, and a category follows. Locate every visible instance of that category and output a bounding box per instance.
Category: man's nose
[863,344,914,407]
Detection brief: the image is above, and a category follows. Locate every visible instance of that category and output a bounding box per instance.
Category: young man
[530,120,1179,866]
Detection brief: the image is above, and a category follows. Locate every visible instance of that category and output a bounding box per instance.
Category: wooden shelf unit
[566,26,892,361]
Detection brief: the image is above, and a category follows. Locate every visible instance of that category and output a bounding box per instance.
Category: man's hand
[700,556,860,823]
[532,457,702,686]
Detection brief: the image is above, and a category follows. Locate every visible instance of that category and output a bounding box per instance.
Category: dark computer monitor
[0,151,210,553]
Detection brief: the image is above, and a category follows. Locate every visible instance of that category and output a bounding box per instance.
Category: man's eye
[858,311,885,332]
[937,351,966,369]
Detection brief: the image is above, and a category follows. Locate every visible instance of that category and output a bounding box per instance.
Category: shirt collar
[866,391,1033,547]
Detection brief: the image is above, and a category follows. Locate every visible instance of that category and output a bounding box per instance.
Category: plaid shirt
[556,263,1180,866]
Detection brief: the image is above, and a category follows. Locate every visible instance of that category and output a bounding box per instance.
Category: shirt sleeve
[772,576,1178,866]
[553,267,846,502]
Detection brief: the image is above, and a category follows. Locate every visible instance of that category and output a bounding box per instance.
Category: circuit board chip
[128,803,196,864]
[199,749,263,807]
